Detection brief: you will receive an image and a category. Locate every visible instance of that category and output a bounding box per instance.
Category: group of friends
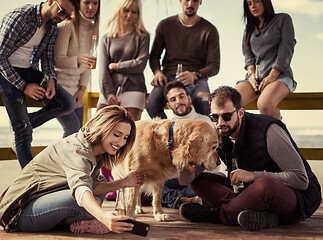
[0,0,321,236]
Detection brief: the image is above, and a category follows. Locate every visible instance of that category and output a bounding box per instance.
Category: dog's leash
[167,121,175,161]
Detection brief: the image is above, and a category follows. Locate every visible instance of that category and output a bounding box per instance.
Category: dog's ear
[171,143,192,169]
[172,135,202,169]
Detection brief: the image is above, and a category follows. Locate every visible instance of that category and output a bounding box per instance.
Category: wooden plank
[1,92,323,161]
[299,148,323,161]
[0,147,321,161]
[0,147,46,161]
[2,92,323,110]
[244,92,323,110]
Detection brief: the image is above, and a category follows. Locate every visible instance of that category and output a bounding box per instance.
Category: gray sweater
[243,13,296,82]
[98,31,149,100]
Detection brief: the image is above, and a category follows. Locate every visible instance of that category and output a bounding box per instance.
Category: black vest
[218,112,321,220]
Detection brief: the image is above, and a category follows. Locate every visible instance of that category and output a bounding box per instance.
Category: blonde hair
[107,0,147,37]
[83,105,136,166]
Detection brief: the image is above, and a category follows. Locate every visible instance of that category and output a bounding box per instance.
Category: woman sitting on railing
[236,0,297,120]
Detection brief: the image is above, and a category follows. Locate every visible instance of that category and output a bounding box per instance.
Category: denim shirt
[0,3,57,90]
[243,13,296,81]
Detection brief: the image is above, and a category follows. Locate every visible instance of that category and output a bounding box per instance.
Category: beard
[173,103,192,116]
[45,9,61,25]
[217,117,239,138]
[184,8,197,17]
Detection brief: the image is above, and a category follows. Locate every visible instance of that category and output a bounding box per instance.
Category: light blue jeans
[146,74,211,119]
[17,189,105,232]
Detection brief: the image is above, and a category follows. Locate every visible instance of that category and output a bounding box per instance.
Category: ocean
[1,116,322,148]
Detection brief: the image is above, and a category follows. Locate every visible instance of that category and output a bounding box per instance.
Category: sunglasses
[55,0,72,20]
[209,108,239,122]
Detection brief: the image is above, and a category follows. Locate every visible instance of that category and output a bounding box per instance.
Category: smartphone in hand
[122,219,150,237]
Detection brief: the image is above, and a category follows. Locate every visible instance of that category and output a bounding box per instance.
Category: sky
[1,0,323,128]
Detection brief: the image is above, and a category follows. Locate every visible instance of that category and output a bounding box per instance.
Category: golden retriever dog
[112,118,220,221]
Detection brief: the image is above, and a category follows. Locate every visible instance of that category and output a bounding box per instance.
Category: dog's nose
[216,160,221,166]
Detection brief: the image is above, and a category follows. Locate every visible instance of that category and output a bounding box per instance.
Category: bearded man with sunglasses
[0,0,78,168]
[179,86,321,231]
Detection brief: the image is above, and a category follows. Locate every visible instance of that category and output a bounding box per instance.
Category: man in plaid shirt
[0,0,78,168]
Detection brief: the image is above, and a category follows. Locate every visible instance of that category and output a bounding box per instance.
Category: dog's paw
[135,205,144,214]
[154,213,171,222]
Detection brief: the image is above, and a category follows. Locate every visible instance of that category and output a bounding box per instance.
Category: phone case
[122,219,150,237]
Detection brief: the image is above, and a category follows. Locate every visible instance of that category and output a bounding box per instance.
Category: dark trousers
[0,68,76,168]
[191,173,301,225]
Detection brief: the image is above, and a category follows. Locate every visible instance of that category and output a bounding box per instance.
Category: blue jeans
[57,105,84,138]
[162,177,196,208]
[146,74,211,119]
[0,68,76,168]
[17,189,105,232]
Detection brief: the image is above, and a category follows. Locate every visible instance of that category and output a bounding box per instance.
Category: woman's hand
[258,75,275,91]
[108,63,118,73]
[98,210,134,234]
[229,169,255,186]
[247,73,258,92]
[107,95,120,106]
[122,171,146,188]
[74,87,85,109]
[77,54,96,69]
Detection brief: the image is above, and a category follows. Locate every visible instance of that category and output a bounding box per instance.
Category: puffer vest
[218,112,321,220]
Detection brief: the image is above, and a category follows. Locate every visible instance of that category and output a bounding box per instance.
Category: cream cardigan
[54,11,94,95]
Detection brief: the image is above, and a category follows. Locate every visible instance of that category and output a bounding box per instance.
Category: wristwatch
[196,71,203,79]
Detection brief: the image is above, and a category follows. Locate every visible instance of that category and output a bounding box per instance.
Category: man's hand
[176,71,197,86]
[45,79,56,99]
[23,83,46,101]
[151,70,167,87]
[185,162,196,174]
[230,169,255,186]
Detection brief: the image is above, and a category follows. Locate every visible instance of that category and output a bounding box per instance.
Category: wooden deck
[1,200,323,240]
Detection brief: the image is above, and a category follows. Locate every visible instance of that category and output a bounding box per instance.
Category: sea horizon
[1,121,322,148]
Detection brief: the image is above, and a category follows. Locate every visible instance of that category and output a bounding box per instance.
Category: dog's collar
[168,121,175,161]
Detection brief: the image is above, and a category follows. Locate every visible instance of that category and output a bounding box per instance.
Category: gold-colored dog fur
[112,118,220,221]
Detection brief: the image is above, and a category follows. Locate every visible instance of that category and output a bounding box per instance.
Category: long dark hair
[243,0,275,47]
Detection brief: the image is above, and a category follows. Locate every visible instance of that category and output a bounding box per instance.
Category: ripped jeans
[0,68,76,168]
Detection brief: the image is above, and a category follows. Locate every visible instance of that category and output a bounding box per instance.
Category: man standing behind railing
[146,0,220,119]
[0,0,78,168]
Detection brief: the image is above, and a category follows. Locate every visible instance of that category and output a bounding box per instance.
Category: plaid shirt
[0,3,57,90]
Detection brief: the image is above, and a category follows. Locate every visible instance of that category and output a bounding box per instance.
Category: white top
[9,24,46,68]
[172,107,213,127]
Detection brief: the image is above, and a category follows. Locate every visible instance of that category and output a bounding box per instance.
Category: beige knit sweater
[54,11,94,95]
